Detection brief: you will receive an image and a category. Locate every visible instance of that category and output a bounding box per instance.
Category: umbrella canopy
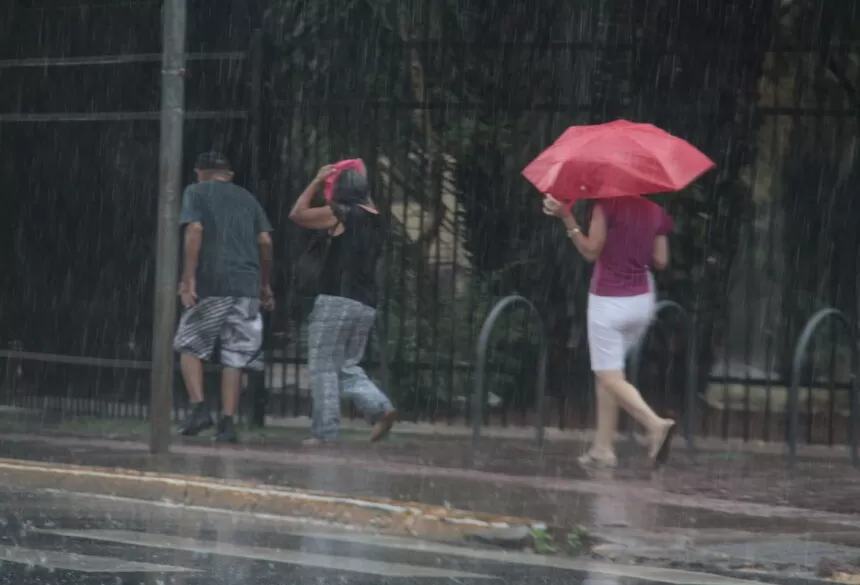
[522,120,715,201]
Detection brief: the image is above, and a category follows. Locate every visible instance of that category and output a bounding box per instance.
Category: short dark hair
[194,151,232,172]
[332,169,369,205]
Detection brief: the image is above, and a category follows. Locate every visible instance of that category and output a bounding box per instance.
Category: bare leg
[592,378,619,457]
[220,367,242,417]
[596,370,674,459]
[579,378,619,468]
[180,353,205,403]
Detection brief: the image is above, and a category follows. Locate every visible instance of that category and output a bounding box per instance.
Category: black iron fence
[1,0,859,455]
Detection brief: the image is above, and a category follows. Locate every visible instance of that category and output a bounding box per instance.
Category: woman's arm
[289,166,340,230]
[652,234,669,270]
[560,204,607,263]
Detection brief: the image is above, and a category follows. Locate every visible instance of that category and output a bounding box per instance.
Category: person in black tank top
[289,164,396,445]
[318,204,383,308]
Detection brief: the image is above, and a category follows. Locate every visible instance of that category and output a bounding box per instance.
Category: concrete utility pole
[150,0,187,454]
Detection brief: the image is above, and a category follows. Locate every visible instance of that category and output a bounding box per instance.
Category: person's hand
[179,279,197,309]
[260,285,275,311]
[314,165,335,183]
[542,194,572,219]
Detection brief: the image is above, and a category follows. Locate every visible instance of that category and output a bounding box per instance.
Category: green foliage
[530,527,557,555]
[530,525,591,556]
[565,526,590,555]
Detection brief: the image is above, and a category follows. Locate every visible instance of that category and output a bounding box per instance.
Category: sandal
[650,420,676,468]
[577,450,618,469]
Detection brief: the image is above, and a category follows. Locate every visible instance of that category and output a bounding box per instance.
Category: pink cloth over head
[324,159,367,202]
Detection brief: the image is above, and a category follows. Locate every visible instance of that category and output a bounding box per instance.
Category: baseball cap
[194,151,232,172]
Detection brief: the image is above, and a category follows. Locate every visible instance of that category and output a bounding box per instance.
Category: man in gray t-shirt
[173,152,274,443]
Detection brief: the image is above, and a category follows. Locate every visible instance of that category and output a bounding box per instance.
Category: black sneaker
[215,415,239,444]
[179,405,214,437]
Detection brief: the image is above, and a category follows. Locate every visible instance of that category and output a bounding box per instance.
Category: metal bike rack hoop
[472,295,548,448]
[787,308,859,469]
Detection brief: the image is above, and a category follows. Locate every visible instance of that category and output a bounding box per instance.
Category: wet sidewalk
[6,409,859,516]
[0,429,857,534]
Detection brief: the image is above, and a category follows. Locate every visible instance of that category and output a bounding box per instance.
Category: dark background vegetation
[1,0,858,430]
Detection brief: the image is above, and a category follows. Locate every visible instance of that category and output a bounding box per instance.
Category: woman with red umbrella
[543,195,675,468]
[526,120,715,468]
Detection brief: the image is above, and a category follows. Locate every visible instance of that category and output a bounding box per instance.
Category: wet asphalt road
[0,485,631,585]
[0,484,768,585]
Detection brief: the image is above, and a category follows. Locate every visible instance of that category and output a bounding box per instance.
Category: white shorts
[587,286,655,372]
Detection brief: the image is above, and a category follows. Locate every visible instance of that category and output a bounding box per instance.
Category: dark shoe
[370,409,397,443]
[179,405,213,437]
[215,416,239,444]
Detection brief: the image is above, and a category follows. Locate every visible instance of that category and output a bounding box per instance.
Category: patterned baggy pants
[308,294,393,441]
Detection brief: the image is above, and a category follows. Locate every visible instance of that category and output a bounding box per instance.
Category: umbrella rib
[626,132,676,187]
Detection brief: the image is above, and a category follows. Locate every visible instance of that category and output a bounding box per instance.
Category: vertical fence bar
[854,237,860,467]
[3,343,22,405]
[248,28,266,428]
[149,0,187,455]
[684,314,698,454]
[383,44,400,416]
[742,97,763,442]
[445,154,461,424]
[249,30,262,193]
[462,103,482,428]
[853,312,860,468]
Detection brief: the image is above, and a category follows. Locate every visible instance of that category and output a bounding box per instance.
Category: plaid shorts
[173,297,264,370]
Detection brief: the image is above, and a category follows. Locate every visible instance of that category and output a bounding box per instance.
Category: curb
[669,563,837,585]
[0,458,543,540]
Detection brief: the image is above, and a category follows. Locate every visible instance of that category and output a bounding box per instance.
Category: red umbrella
[522,120,715,201]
